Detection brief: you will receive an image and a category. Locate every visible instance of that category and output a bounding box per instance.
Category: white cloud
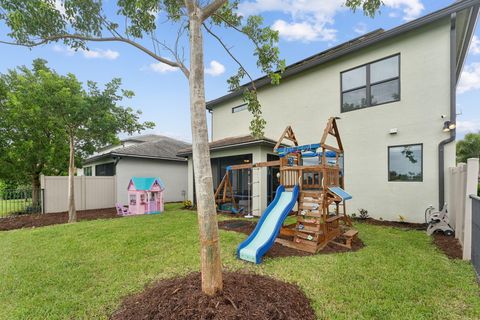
[149,61,178,74]
[354,23,368,35]
[272,20,336,42]
[456,120,480,134]
[470,35,480,55]
[82,48,119,60]
[383,0,424,21]
[205,60,226,76]
[458,63,480,94]
[239,0,344,42]
[238,0,425,42]
[53,45,120,60]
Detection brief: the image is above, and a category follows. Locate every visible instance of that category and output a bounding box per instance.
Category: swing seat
[231,206,244,214]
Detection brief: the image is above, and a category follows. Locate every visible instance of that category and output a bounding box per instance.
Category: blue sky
[0,0,479,142]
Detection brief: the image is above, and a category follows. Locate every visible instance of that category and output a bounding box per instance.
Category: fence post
[464,158,479,260]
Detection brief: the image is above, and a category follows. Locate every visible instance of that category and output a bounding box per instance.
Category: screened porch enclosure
[211,154,252,212]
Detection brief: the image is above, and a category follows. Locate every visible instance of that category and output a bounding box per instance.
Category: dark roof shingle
[85,135,191,164]
[177,135,278,156]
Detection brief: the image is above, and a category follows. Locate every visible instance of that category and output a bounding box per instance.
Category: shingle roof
[177,135,278,156]
[84,135,191,164]
[206,0,480,109]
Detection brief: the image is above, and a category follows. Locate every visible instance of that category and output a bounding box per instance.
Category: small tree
[457,132,480,163]
[41,63,155,222]
[0,0,382,295]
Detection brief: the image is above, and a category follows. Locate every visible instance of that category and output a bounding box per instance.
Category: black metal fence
[0,188,42,218]
[471,195,480,280]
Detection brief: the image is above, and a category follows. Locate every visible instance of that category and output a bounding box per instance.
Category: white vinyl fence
[448,158,479,260]
[41,175,116,213]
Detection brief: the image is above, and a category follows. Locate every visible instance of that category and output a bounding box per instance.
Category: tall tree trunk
[67,135,76,223]
[31,172,41,207]
[189,10,223,295]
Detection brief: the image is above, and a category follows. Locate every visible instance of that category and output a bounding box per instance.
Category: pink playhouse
[127,177,165,214]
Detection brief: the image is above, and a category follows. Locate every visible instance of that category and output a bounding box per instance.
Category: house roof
[84,135,191,164]
[206,0,480,109]
[129,177,165,191]
[177,135,279,156]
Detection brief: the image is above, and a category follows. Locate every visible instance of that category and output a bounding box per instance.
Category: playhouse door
[148,192,156,213]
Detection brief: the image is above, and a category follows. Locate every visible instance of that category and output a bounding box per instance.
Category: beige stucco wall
[116,158,188,204]
[208,19,455,222]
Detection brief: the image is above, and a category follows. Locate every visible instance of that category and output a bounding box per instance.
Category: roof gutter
[176,139,278,157]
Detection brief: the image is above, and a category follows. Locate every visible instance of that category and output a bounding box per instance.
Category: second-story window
[341,54,400,112]
[232,103,248,113]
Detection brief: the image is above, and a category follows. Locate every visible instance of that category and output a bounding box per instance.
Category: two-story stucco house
[178,0,479,222]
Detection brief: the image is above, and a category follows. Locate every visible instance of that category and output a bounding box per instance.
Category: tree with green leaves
[0,60,71,205]
[0,59,154,222]
[0,0,382,295]
[36,61,154,223]
[457,132,480,163]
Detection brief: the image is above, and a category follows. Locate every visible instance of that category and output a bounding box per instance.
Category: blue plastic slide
[237,185,299,264]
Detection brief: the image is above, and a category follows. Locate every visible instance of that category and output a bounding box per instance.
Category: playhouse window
[140,194,146,203]
[341,54,400,112]
[129,195,136,205]
[388,144,423,182]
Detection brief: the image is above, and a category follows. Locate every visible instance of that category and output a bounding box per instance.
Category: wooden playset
[127,177,165,214]
[216,117,358,255]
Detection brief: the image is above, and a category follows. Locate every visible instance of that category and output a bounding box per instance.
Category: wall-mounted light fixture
[389,128,398,135]
[443,121,456,132]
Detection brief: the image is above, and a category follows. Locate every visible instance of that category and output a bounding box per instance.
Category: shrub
[358,208,369,219]
[183,200,193,209]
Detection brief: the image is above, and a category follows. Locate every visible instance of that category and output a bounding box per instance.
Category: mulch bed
[218,220,364,258]
[110,272,316,320]
[0,208,119,231]
[432,233,463,259]
[355,217,426,230]
[355,218,463,259]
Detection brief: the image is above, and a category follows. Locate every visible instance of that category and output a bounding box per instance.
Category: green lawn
[0,199,31,217]
[0,203,479,319]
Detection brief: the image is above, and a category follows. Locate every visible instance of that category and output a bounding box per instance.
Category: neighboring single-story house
[79,134,190,203]
[178,0,479,222]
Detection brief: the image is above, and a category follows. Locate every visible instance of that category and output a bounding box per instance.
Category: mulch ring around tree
[355,218,463,259]
[0,208,119,231]
[110,272,316,320]
[218,220,365,258]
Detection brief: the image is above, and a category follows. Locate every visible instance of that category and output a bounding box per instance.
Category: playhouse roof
[129,177,165,191]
